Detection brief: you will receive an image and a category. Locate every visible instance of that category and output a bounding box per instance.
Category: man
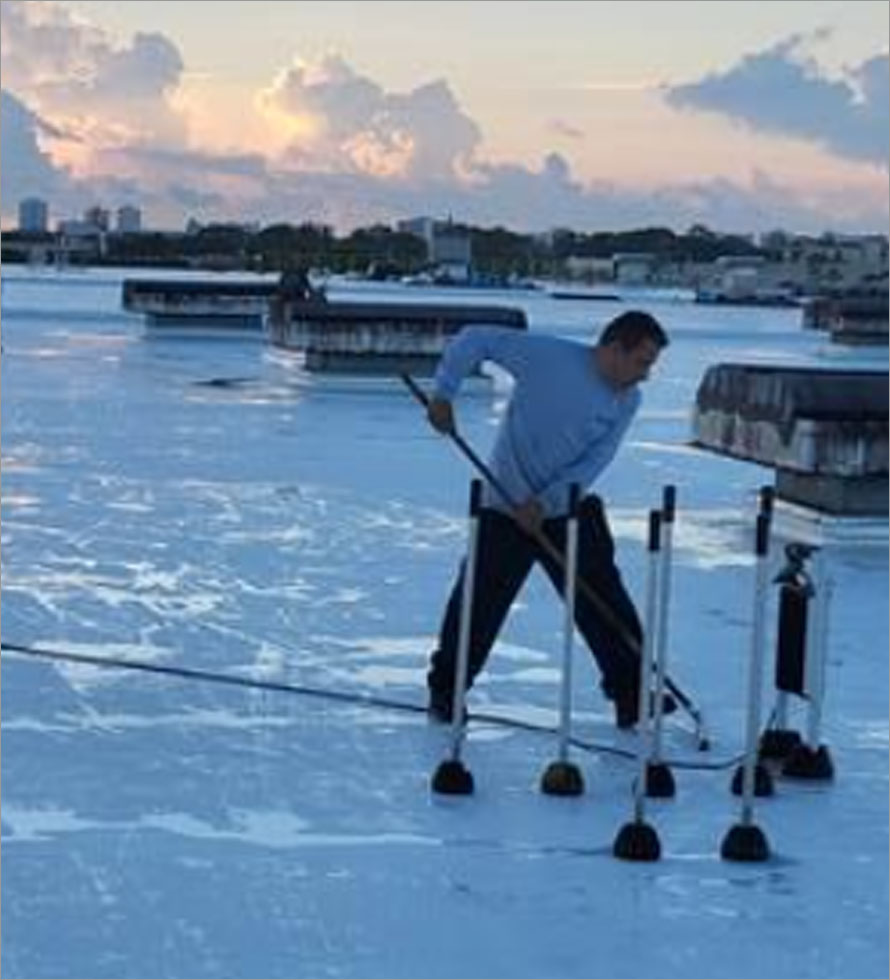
[425,309,671,729]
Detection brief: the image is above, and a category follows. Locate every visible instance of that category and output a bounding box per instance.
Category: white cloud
[0,0,105,91]
[259,53,481,179]
[664,34,889,169]
[1,0,186,150]
[0,90,72,200]
[4,82,886,235]
[159,151,879,236]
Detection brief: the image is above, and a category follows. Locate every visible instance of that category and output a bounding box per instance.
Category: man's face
[608,338,662,387]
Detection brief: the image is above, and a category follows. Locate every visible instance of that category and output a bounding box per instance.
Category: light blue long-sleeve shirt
[433,327,641,517]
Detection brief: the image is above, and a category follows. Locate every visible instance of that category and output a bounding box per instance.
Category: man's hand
[513,497,544,535]
[427,397,456,435]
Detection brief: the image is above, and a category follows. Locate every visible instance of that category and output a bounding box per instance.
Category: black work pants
[428,496,643,704]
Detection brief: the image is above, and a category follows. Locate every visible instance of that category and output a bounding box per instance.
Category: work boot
[614,688,678,729]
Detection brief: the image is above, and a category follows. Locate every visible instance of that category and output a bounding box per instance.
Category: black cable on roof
[1,640,741,770]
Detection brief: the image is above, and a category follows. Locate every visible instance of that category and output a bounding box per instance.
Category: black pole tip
[613,819,662,861]
[540,760,585,796]
[721,822,771,862]
[648,509,662,552]
[755,512,771,557]
[568,482,581,517]
[432,759,475,795]
[662,485,676,523]
[469,478,483,515]
[644,761,677,799]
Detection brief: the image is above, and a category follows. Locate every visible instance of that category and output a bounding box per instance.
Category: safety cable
[1,640,741,771]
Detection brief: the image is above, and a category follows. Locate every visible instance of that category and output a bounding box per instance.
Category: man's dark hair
[598,310,669,350]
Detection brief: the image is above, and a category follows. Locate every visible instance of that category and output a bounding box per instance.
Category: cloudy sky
[2,0,888,235]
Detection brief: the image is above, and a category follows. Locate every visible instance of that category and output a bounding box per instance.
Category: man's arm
[432,326,532,401]
[428,326,533,436]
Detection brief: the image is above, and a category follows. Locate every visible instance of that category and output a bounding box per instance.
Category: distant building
[613,252,656,286]
[431,223,471,281]
[51,205,113,259]
[564,255,614,283]
[397,216,472,281]
[398,216,435,243]
[57,219,94,237]
[57,215,105,260]
[707,254,769,299]
[775,234,889,293]
[83,205,111,233]
[18,197,49,233]
[116,205,142,233]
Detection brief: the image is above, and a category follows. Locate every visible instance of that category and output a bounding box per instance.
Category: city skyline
[2,0,888,234]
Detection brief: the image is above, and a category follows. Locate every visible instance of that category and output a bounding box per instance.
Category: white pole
[804,550,831,750]
[449,479,482,761]
[633,510,661,823]
[652,485,675,760]
[774,690,790,730]
[556,484,581,763]
[740,513,771,825]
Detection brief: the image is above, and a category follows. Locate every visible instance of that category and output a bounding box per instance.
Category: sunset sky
[2,0,888,234]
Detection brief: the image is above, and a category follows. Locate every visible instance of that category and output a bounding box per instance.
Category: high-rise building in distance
[116,205,142,233]
[18,197,49,233]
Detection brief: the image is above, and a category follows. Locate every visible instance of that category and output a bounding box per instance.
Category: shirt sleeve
[432,326,531,400]
[535,396,640,514]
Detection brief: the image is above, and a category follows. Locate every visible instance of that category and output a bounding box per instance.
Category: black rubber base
[759,728,803,760]
[613,819,661,861]
[721,822,771,862]
[730,762,775,797]
[782,743,834,781]
[540,760,585,796]
[645,761,676,799]
[431,759,474,795]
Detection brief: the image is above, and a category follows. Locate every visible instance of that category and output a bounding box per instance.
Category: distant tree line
[2,219,767,276]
